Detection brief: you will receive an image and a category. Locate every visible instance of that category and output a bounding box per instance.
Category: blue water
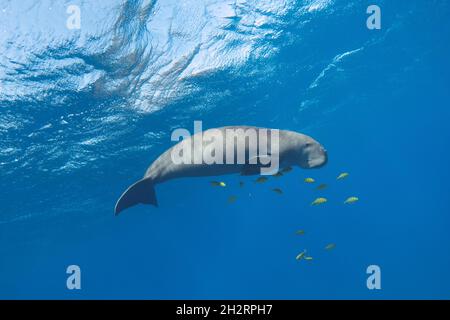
[1,0,450,299]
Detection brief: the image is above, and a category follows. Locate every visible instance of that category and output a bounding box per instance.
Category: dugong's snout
[299,138,328,169]
[308,146,327,168]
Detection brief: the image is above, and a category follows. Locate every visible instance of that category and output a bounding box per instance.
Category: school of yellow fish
[209,168,358,263]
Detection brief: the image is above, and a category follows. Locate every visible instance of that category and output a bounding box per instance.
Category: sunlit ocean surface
[1,0,450,299]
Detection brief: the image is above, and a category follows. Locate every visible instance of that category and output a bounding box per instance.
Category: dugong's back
[144,126,283,184]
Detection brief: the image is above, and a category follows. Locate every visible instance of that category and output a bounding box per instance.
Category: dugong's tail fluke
[114,178,158,215]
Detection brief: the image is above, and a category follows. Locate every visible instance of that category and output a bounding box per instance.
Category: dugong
[115,126,327,215]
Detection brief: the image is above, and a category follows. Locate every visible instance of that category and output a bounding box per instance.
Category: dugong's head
[294,133,328,169]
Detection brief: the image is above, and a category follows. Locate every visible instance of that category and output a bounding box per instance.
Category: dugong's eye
[305,142,312,147]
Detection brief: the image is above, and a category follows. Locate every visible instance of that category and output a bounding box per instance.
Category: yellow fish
[296,250,307,261]
[281,166,293,173]
[304,177,315,183]
[311,197,327,206]
[228,195,237,204]
[210,181,226,187]
[344,196,359,204]
[272,172,284,178]
[325,243,336,250]
[337,172,349,180]
[255,177,268,183]
[272,188,283,194]
[304,256,313,261]
[295,230,305,235]
[316,183,327,190]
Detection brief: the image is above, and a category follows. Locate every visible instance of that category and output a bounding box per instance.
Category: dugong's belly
[150,161,242,184]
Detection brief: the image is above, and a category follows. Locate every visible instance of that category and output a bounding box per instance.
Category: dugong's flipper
[114,178,158,215]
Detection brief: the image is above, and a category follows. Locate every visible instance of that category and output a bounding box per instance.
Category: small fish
[281,166,293,173]
[239,181,245,187]
[272,188,283,194]
[344,196,359,204]
[272,172,284,178]
[325,243,336,250]
[296,250,307,261]
[311,197,327,206]
[228,195,237,204]
[210,181,226,187]
[337,172,349,180]
[316,183,327,190]
[295,230,305,235]
[304,256,313,261]
[304,177,315,183]
[255,177,268,183]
